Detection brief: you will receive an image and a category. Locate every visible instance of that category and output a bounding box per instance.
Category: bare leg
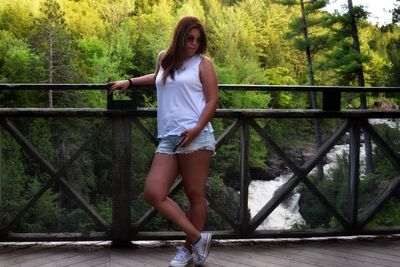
[178,150,213,247]
[143,153,200,244]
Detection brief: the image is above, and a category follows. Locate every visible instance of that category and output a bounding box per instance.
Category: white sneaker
[192,233,212,265]
[169,246,193,267]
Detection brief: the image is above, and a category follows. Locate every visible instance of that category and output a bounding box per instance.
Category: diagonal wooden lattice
[247,118,352,233]
[0,118,110,234]
[2,113,400,240]
[356,121,400,229]
[132,116,400,236]
[131,118,242,233]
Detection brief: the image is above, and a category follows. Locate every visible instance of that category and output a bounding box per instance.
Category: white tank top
[155,54,213,138]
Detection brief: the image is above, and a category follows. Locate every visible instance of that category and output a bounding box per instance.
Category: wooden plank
[1,83,400,93]
[342,240,400,261]
[111,117,132,245]
[0,239,400,267]
[281,242,375,267]
[38,247,107,267]
[2,108,400,119]
[216,246,287,267]
[4,228,400,242]
[308,242,398,267]
[215,118,242,151]
[231,244,322,267]
[8,246,82,267]
[0,246,46,266]
[2,232,108,242]
[111,248,161,267]
[295,246,377,267]
[348,120,361,228]
[358,239,400,253]
[251,243,336,267]
[239,120,250,233]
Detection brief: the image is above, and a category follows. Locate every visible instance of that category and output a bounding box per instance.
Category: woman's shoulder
[155,51,166,74]
[199,55,215,69]
[200,54,212,62]
[157,50,166,61]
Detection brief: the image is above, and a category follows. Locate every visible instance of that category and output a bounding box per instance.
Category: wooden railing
[0,84,400,247]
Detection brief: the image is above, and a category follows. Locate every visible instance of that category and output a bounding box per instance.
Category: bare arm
[180,56,218,146]
[108,52,164,93]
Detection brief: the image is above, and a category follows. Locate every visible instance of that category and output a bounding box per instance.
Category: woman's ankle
[188,233,201,245]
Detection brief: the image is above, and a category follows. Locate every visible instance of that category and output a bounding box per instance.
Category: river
[248,119,398,230]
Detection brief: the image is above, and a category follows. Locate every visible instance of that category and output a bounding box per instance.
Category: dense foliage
[0,0,399,233]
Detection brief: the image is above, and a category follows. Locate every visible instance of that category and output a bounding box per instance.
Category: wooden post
[348,120,360,231]
[239,119,250,235]
[111,116,133,247]
[0,126,2,226]
[322,91,341,111]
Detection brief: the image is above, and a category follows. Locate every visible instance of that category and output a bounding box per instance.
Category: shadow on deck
[1,235,400,267]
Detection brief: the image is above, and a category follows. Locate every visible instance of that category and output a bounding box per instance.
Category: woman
[109,16,218,267]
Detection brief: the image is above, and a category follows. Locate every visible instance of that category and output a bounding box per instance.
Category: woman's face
[184,28,201,59]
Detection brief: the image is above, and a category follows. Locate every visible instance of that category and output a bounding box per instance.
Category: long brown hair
[161,16,207,84]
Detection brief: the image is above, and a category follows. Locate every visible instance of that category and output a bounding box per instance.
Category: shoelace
[174,247,190,261]
[193,246,204,261]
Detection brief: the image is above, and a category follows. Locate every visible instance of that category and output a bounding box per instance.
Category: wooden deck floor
[1,236,400,267]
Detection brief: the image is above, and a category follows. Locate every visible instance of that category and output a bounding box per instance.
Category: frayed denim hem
[155,147,216,156]
[155,131,216,156]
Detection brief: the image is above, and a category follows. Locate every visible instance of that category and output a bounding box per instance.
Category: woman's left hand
[179,127,201,147]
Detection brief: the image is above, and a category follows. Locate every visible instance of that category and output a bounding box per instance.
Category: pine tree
[347,0,373,173]
[393,0,400,23]
[32,0,75,107]
[321,1,373,173]
[275,0,329,180]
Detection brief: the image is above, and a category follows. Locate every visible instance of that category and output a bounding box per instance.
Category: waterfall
[248,173,305,230]
[247,119,399,230]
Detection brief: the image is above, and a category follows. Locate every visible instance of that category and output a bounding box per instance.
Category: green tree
[393,0,400,23]
[320,1,374,173]
[32,0,77,107]
[275,0,329,180]
[0,0,37,40]
[0,31,43,84]
[347,0,373,173]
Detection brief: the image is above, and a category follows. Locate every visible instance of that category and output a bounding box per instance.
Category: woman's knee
[144,188,164,206]
[185,188,206,204]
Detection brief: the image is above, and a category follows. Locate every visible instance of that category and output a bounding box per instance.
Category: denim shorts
[156,131,216,155]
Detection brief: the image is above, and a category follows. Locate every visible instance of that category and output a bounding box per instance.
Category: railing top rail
[0,108,399,118]
[1,83,400,93]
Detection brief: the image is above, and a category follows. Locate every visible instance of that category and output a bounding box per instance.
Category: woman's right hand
[108,79,130,94]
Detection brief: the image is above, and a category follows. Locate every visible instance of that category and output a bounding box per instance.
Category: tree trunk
[347,0,373,173]
[0,127,2,216]
[48,31,54,108]
[301,0,323,180]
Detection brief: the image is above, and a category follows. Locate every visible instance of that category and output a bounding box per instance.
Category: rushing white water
[323,138,368,177]
[248,119,399,230]
[248,173,305,230]
[369,118,399,129]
